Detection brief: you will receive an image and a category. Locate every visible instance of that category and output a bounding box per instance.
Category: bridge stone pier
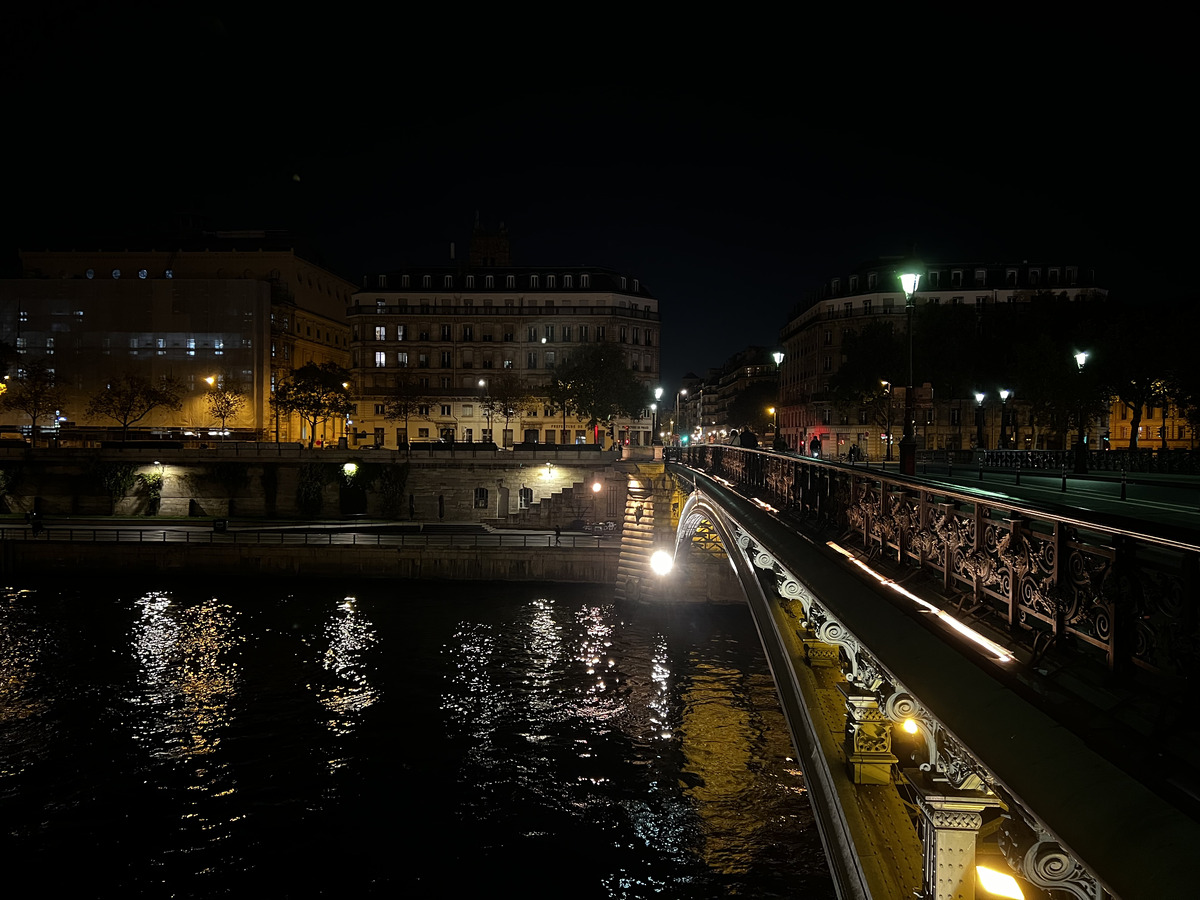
[663,449,1200,900]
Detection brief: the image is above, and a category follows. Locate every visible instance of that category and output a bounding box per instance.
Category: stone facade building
[347,224,660,449]
[0,238,354,444]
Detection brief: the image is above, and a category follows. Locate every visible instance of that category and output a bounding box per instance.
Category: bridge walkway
[667,458,1200,900]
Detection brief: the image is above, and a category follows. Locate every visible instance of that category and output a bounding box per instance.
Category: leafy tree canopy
[554,345,649,440]
[274,362,353,448]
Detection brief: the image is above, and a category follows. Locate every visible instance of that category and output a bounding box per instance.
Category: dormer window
[547,275,555,288]
[444,275,453,288]
[401,275,410,288]
[564,275,572,288]
[378,274,387,288]
[530,274,539,288]
[506,275,515,288]
[422,275,431,288]
[581,274,590,288]
[485,275,494,288]
[466,275,474,288]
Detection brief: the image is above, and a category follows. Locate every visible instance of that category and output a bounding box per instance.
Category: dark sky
[3,8,1184,390]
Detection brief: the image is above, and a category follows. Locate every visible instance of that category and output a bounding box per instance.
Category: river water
[0,578,834,899]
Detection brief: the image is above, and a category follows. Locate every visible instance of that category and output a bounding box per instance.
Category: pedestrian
[554,524,561,546]
[810,435,821,457]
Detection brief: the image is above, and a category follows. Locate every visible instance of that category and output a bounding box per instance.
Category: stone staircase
[615,477,659,602]
[502,470,614,530]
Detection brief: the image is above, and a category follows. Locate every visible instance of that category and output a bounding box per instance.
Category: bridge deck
[671,459,1200,900]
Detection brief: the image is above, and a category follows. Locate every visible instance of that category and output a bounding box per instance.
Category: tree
[554,345,649,442]
[726,380,780,435]
[382,374,435,453]
[85,373,184,441]
[204,378,248,440]
[273,362,353,448]
[482,371,534,448]
[0,357,68,447]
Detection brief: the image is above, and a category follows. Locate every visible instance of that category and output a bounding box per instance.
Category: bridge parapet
[669,460,1199,900]
[682,444,1199,685]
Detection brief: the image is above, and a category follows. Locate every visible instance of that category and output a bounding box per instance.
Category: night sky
[3,8,1184,390]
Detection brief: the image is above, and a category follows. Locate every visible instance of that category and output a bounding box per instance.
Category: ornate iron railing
[683,445,1200,683]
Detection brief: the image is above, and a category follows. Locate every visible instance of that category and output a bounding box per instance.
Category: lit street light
[999,389,1010,449]
[1074,351,1089,474]
[652,386,663,446]
[899,270,920,476]
[974,391,986,451]
[772,351,786,450]
[882,380,894,462]
[675,388,687,443]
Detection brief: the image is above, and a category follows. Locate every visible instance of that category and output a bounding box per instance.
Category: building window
[397,352,408,367]
[528,326,538,342]
[474,488,489,509]
[418,354,429,368]
[544,325,554,341]
[564,275,572,288]
[375,326,387,341]
[466,275,475,288]
[440,350,452,367]
[975,269,986,285]
[545,351,556,369]
[519,487,533,509]
[485,275,494,288]
[530,275,539,288]
[506,275,515,288]
[547,275,556,288]
[374,351,386,367]
[581,274,590,287]
[214,339,224,356]
[441,404,452,416]
[441,324,451,340]
[422,275,431,288]
[463,325,473,341]
[503,359,513,369]
[951,270,963,287]
[375,403,386,415]
[187,338,196,356]
[444,275,453,288]
[527,351,538,368]
[418,428,429,438]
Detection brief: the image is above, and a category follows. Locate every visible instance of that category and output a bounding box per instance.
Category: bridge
[658,446,1200,900]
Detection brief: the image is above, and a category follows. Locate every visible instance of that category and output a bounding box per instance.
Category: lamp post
[899,271,920,475]
[998,389,1010,449]
[676,388,688,443]
[652,387,663,445]
[772,351,786,450]
[1074,351,1089,474]
[882,380,894,461]
[974,391,985,451]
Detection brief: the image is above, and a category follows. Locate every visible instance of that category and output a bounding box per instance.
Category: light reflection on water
[0,580,833,898]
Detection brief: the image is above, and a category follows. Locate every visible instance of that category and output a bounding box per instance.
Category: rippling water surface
[0,579,834,898]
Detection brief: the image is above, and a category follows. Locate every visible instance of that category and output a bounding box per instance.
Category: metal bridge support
[840,683,898,785]
[907,769,1000,900]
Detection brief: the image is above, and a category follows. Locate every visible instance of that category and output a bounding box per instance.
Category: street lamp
[899,270,920,475]
[676,388,688,442]
[772,351,786,450]
[653,386,663,445]
[769,406,777,445]
[999,389,1010,449]
[1074,351,1089,474]
[882,380,894,461]
[974,391,986,451]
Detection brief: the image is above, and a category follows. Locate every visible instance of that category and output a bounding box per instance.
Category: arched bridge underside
[671,468,1197,900]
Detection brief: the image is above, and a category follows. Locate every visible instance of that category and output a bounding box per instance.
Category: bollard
[1120,470,1127,501]
[1061,466,1067,492]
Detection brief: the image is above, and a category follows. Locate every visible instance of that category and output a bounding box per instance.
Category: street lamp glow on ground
[899,270,920,476]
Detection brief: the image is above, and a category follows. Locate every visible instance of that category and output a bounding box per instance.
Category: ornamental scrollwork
[998,805,1102,900]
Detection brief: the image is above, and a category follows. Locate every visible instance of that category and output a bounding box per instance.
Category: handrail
[0,526,609,550]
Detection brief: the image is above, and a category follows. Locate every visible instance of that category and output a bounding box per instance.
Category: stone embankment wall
[0,540,621,583]
[0,446,621,524]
